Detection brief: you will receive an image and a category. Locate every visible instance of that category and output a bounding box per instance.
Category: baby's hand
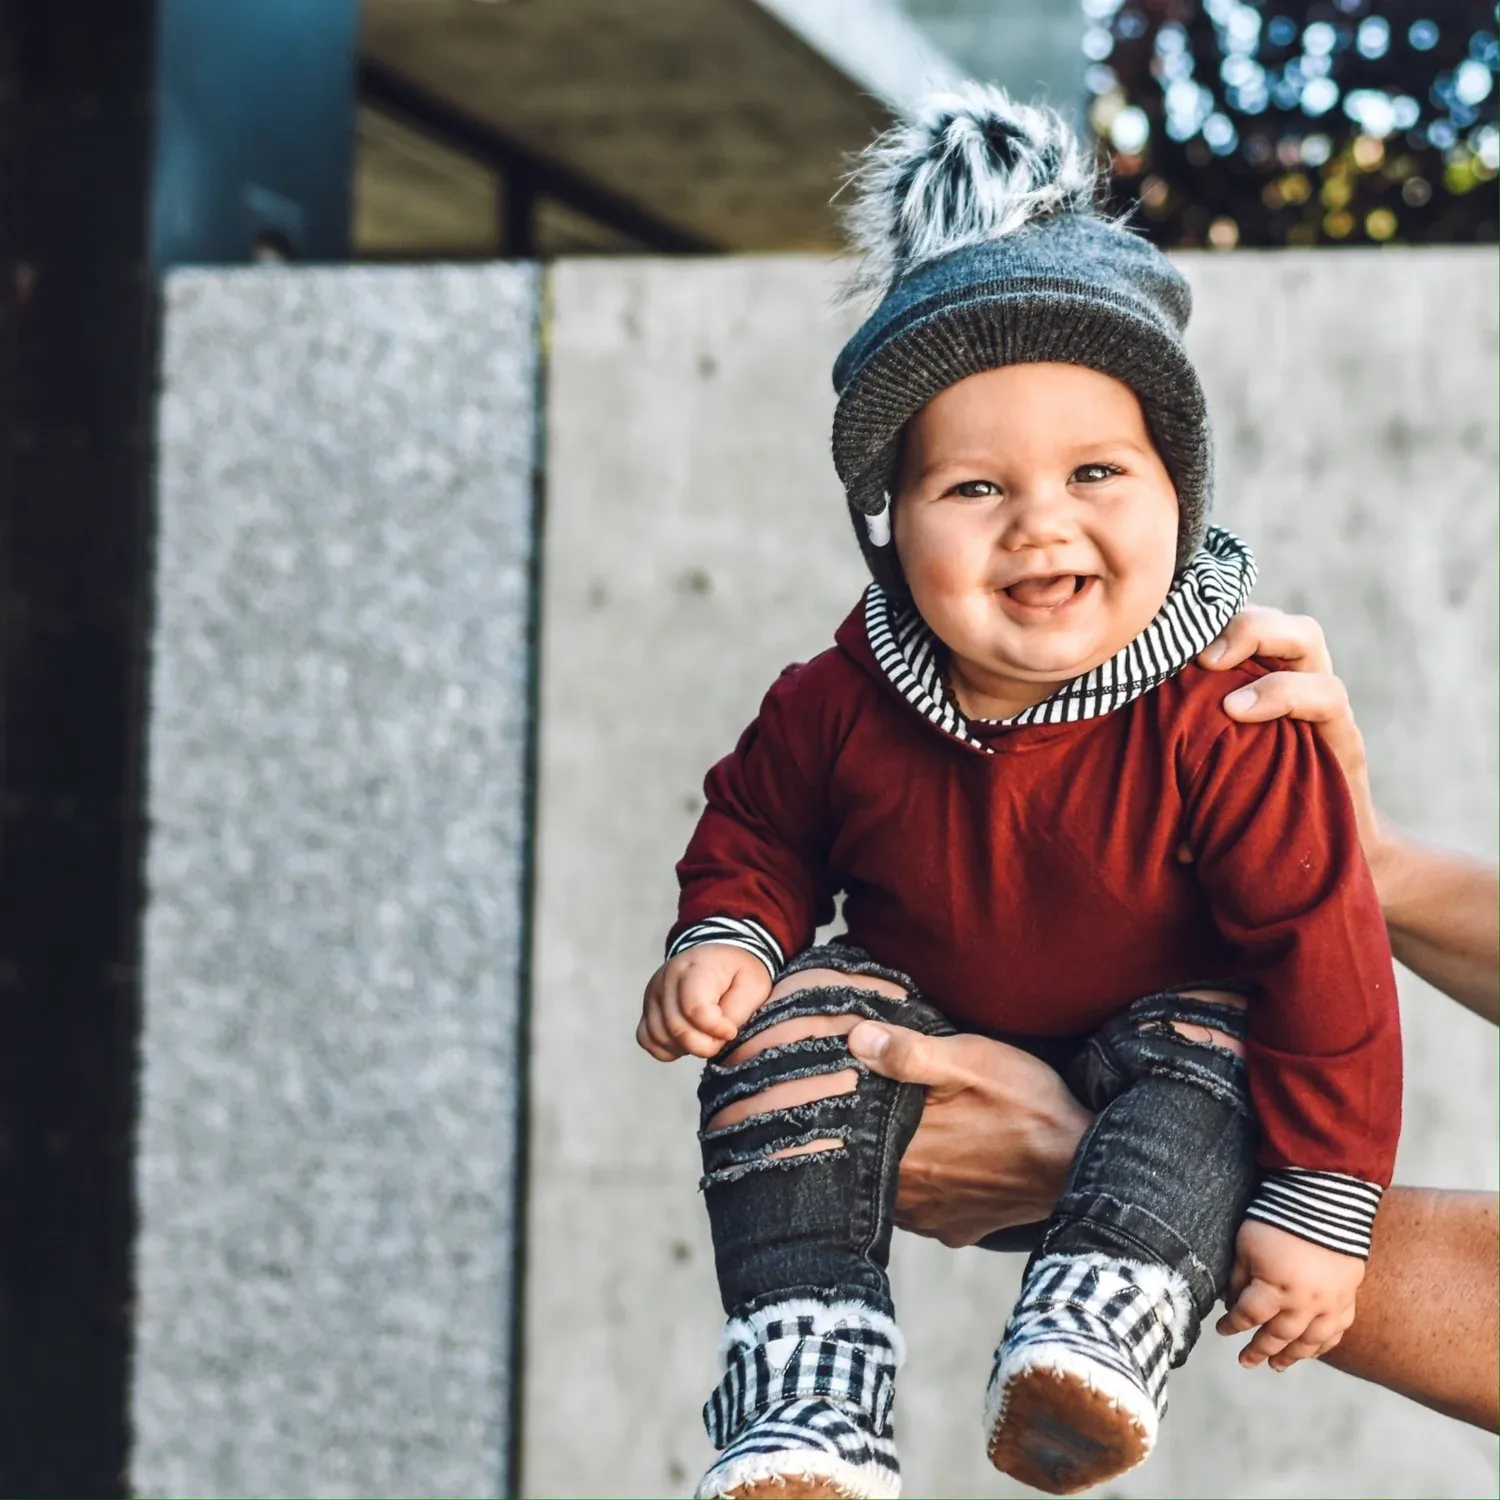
[1216,1218,1363,1371]
[636,945,773,1061]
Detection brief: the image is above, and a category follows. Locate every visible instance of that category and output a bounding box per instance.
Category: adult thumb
[847,1020,945,1084]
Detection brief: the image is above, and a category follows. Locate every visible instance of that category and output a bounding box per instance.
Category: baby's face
[892,362,1179,702]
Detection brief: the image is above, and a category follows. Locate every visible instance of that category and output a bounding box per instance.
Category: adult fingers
[847,1021,963,1088]
[1220,670,1370,788]
[1220,669,1349,727]
[1198,606,1333,674]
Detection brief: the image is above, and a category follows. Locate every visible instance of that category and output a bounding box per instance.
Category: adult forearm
[1323,1187,1498,1430]
[1373,822,1499,1024]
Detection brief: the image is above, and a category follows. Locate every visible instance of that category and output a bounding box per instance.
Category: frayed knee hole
[765,1138,844,1161]
[706,1068,859,1133]
[770,967,908,1004]
[1175,988,1249,1010]
[1167,1020,1245,1057]
[723,1012,858,1067]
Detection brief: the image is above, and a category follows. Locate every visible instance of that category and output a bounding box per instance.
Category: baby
[636,87,1401,1499]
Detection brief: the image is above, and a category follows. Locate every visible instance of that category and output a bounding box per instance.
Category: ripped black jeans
[699,942,1258,1350]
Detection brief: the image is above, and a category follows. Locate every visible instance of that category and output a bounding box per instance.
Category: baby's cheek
[904,537,982,604]
[1103,498,1178,581]
[1101,534,1175,619]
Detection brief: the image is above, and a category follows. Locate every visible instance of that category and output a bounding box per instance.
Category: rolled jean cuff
[1043,1189,1220,1320]
[1243,1169,1383,1259]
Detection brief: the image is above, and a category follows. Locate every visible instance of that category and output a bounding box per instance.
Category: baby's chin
[984,651,1105,684]
[968,628,1120,684]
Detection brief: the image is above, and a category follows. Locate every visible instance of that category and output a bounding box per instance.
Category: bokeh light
[1087,1,1498,248]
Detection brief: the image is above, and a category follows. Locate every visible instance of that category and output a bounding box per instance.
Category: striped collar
[863,526,1256,749]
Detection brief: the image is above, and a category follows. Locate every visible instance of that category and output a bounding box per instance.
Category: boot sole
[987,1362,1151,1495]
[721,1479,865,1498]
[702,1452,897,1500]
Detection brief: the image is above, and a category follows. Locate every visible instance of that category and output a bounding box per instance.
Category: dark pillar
[0,2,359,1492]
[1,3,160,1493]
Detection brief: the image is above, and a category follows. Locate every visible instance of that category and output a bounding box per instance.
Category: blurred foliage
[1084,0,1497,247]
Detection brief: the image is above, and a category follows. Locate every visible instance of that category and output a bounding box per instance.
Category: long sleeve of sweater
[1181,710,1402,1257]
[668,665,836,978]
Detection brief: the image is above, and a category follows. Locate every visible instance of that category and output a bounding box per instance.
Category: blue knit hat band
[831,216,1213,593]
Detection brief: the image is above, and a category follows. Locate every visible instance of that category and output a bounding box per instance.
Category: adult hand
[846,1021,1090,1247]
[1197,605,1383,875]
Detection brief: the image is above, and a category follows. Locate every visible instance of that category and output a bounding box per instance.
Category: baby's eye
[951,479,1000,499]
[1073,462,1122,484]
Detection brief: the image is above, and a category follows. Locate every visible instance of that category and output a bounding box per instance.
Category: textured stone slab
[133,264,539,1498]
[528,250,1497,1498]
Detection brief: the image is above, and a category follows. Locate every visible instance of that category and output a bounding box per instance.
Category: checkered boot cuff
[698,1301,904,1499]
[983,1253,1195,1493]
[990,1255,1191,1426]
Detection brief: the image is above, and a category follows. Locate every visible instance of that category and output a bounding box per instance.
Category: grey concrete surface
[526,250,1498,1497]
[133,265,539,1498]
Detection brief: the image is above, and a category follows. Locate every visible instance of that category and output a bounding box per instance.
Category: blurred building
[353,0,959,261]
[896,0,1088,122]
[1089,0,1498,247]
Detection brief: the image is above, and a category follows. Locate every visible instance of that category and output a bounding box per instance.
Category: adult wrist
[1027,1093,1091,1215]
[1365,815,1416,929]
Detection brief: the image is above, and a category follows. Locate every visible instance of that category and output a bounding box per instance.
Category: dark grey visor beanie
[832,84,1213,596]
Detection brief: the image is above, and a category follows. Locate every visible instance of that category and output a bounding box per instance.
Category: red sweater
[670,599,1402,1255]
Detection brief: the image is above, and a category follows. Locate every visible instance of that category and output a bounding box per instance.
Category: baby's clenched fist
[637,944,774,1061]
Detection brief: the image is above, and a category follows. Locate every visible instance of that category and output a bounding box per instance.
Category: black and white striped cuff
[1244,1169,1384,1259]
[667,917,785,981]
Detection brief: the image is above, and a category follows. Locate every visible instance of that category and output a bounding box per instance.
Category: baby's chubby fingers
[719,963,774,1030]
[661,1004,732,1059]
[1215,1276,1283,1338]
[670,967,740,1042]
[1267,1309,1351,1372]
[659,967,739,1059]
[636,1011,681,1062]
[636,969,684,1060]
[637,945,776,1063]
[1238,1307,1315,1369]
[1222,1252,1250,1311]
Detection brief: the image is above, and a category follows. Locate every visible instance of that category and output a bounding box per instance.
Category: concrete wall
[525,250,1498,1498]
[134,265,539,1498]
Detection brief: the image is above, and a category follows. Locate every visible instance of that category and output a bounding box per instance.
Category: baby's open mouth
[1003,574,1090,609]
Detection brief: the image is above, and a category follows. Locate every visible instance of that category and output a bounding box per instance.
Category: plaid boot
[984,1254,1192,1496]
[696,1301,905,1499]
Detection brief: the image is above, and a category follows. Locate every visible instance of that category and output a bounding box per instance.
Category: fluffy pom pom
[839,82,1100,301]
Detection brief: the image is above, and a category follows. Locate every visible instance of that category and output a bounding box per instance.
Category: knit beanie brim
[831,87,1213,595]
